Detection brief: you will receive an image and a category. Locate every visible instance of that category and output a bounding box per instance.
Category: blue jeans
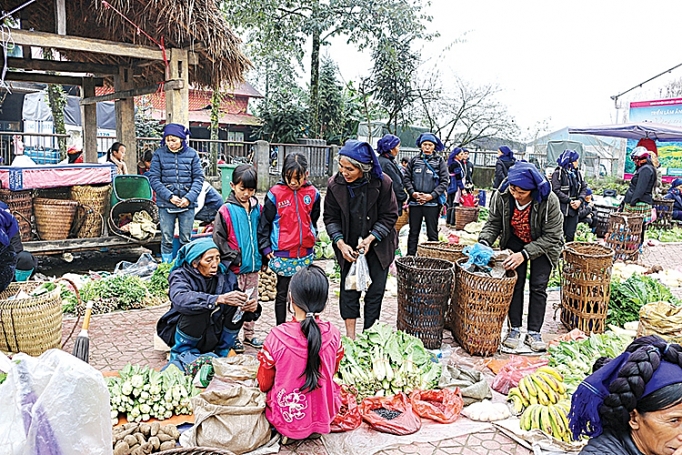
[158,208,195,255]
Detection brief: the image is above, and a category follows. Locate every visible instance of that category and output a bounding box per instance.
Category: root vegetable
[148,436,160,450]
[134,433,146,445]
[140,442,152,454]
[130,447,144,455]
[113,441,129,455]
[138,423,150,437]
[162,424,180,440]
[159,441,176,451]
[150,422,160,436]
[124,435,138,447]
[156,433,173,442]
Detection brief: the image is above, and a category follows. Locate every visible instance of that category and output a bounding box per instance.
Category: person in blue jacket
[446,147,467,226]
[156,238,261,371]
[148,123,205,263]
[665,178,682,221]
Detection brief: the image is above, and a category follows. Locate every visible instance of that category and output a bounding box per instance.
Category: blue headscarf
[161,123,191,150]
[416,133,445,152]
[507,161,551,202]
[557,149,580,169]
[0,203,19,247]
[171,237,224,272]
[585,187,593,196]
[339,140,383,180]
[672,178,682,189]
[376,134,400,155]
[448,147,464,166]
[498,146,514,162]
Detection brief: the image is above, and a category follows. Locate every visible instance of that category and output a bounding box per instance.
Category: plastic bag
[491,355,548,394]
[113,252,158,279]
[638,301,682,343]
[0,349,112,455]
[211,354,260,388]
[461,193,477,207]
[438,364,492,406]
[181,386,270,454]
[410,388,464,424]
[359,392,422,435]
[462,243,495,269]
[330,387,362,432]
[345,252,372,292]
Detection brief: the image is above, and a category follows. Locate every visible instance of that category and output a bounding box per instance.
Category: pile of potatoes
[258,269,277,302]
[112,422,180,455]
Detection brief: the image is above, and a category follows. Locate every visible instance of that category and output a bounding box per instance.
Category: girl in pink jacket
[257,265,343,444]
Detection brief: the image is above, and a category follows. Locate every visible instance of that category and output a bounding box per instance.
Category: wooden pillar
[114,67,137,172]
[255,140,270,193]
[81,78,98,163]
[55,0,66,35]
[165,48,189,126]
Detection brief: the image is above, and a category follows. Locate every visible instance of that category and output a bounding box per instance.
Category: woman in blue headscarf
[478,162,564,352]
[493,146,516,189]
[665,178,682,221]
[446,147,467,226]
[156,238,262,370]
[324,140,398,338]
[148,123,205,263]
[551,149,587,242]
[376,134,407,223]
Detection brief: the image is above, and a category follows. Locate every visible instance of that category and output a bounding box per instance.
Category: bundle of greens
[607,274,680,327]
[337,322,442,402]
[314,229,336,260]
[645,226,682,243]
[81,275,149,312]
[147,262,173,298]
[574,223,596,242]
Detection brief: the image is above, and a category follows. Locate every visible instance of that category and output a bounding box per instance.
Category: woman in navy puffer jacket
[148,123,205,263]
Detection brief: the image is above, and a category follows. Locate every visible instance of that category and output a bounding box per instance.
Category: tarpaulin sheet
[0,164,113,190]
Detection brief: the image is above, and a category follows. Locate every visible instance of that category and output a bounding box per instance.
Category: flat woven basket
[452,258,517,356]
[417,241,466,263]
[70,184,111,238]
[156,448,236,455]
[33,198,79,240]
[0,282,62,356]
[454,206,479,231]
[396,256,455,349]
[604,212,644,262]
[560,242,614,335]
[0,189,33,241]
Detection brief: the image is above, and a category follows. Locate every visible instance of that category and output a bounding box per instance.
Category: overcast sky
[326,0,682,138]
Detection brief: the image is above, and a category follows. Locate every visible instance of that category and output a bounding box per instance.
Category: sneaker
[525,332,547,352]
[244,337,264,349]
[502,328,521,349]
[232,339,245,354]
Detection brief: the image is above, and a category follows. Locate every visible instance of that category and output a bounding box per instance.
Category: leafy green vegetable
[0,372,6,384]
[147,261,173,298]
[81,275,149,310]
[607,274,679,327]
[645,227,682,243]
[574,223,596,242]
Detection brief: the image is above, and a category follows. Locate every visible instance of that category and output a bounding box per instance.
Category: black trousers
[275,275,292,326]
[446,193,458,226]
[506,235,552,332]
[563,214,579,242]
[176,312,220,352]
[407,204,440,256]
[339,250,389,330]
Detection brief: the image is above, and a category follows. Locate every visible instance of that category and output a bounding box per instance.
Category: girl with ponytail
[257,265,343,445]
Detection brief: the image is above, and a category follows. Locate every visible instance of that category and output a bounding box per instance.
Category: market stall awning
[568,122,682,142]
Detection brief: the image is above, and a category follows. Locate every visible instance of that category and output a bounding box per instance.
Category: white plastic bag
[0,349,112,455]
[345,252,372,292]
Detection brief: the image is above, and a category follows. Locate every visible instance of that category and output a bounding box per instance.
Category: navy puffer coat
[148,144,204,209]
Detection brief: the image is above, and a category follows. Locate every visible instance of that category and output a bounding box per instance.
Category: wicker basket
[109,198,159,238]
[417,242,465,329]
[604,213,644,262]
[594,204,617,238]
[33,198,79,240]
[34,186,72,200]
[651,198,675,230]
[560,242,615,335]
[70,184,111,238]
[395,209,409,234]
[452,258,517,356]
[0,282,63,356]
[396,257,455,349]
[0,189,33,241]
[156,448,236,455]
[454,206,479,230]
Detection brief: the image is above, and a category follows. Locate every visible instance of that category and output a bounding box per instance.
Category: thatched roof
[6,0,251,88]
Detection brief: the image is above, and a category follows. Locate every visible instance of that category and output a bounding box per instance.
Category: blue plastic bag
[462,243,494,269]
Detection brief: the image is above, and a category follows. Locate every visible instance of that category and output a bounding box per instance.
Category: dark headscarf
[498,146,514,162]
[585,187,593,196]
[448,147,464,166]
[672,178,682,189]
[339,140,383,180]
[376,134,400,155]
[415,133,444,152]
[507,161,551,202]
[557,149,580,169]
[162,123,191,150]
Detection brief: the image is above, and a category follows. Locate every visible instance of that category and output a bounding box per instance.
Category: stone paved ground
[58,243,682,455]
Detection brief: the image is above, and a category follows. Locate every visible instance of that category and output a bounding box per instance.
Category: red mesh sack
[410,388,464,424]
[359,393,422,435]
[330,387,362,432]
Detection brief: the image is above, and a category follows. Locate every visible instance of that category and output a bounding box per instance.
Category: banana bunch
[507,366,568,415]
[519,400,573,443]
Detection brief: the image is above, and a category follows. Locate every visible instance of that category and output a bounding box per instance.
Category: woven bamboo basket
[35,186,72,200]
[452,258,517,356]
[156,448,236,455]
[416,242,465,329]
[560,242,615,335]
[395,209,409,234]
[70,184,111,238]
[33,198,79,240]
[604,213,644,262]
[454,206,479,230]
[651,198,675,230]
[109,198,159,239]
[0,282,63,356]
[396,257,455,349]
[0,189,33,241]
[594,204,617,238]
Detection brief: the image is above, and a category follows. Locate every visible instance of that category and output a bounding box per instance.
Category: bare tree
[661,77,682,99]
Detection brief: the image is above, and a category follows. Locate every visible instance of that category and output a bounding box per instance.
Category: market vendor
[665,178,682,221]
[551,149,587,242]
[578,188,596,228]
[323,140,398,339]
[0,202,19,293]
[156,238,262,370]
[478,162,564,352]
[570,335,682,455]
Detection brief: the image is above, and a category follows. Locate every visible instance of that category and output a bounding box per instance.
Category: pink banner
[0,164,114,190]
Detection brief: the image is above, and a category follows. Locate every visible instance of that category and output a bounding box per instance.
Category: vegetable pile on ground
[646,226,682,243]
[258,269,277,302]
[314,229,336,259]
[548,332,633,392]
[107,364,198,425]
[336,322,442,401]
[112,422,180,455]
[574,223,596,242]
[607,273,680,327]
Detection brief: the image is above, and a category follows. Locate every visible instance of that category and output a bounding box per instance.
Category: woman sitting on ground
[665,178,682,221]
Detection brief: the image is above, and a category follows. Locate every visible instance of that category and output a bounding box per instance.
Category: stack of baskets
[651,198,675,230]
[452,258,517,356]
[33,198,79,240]
[594,204,617,238]
[0,189,33,241]
[395,256,455,349]
[560,242,615,335]
[0,282,63,356]
[604,212,644,262]
[70,184,111,238]
[454,206,479,230]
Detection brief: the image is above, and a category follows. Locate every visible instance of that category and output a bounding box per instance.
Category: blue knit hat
[416,133,444,152]
[585,187,593,196]
[376,134,400,155]
[672,178,682,189]
[339,140,383,180]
